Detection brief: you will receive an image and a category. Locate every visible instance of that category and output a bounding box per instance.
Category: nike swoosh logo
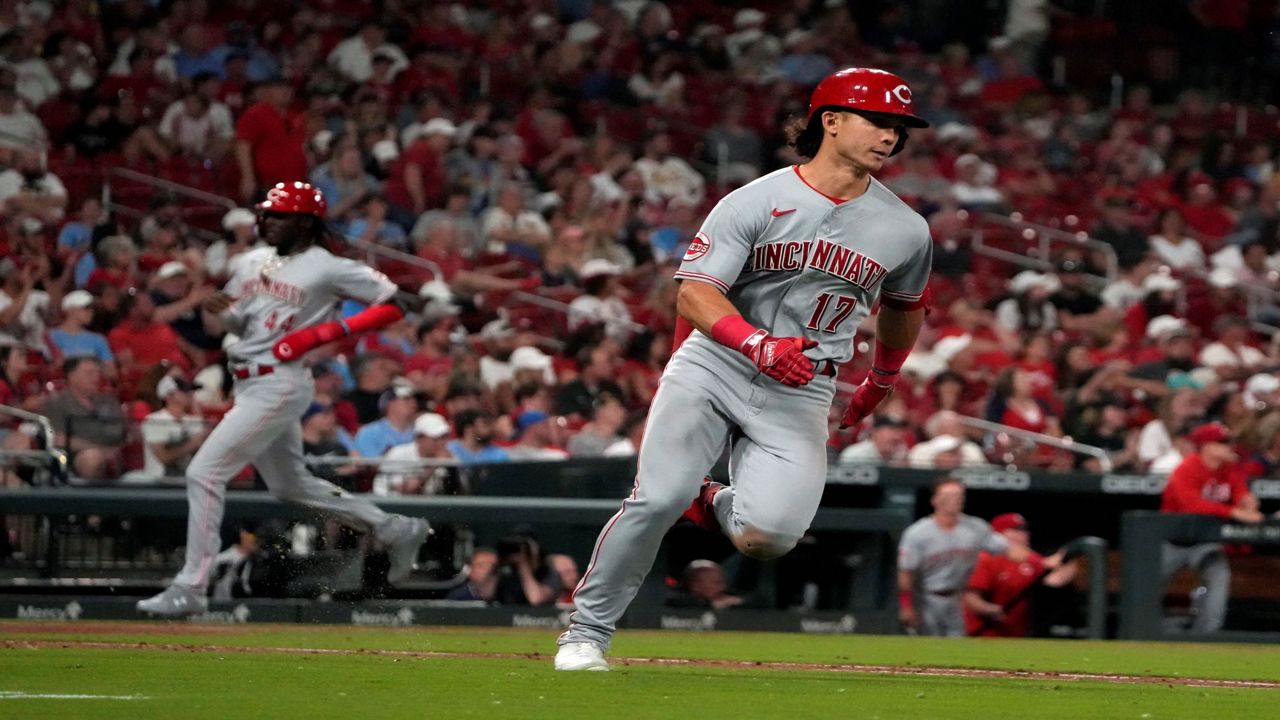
[771,208,797,217]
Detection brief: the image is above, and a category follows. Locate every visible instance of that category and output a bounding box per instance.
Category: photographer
[494,528,561,606]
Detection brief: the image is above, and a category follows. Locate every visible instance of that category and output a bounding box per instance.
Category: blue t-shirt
[345,219,407,249]
[354,419,415,458]
[58,222,92,253]
[47,329,114,362]
[446,441,509,466]
[74,253,97,289]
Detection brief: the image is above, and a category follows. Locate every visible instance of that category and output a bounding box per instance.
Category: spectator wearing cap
[1047,255,1111,334]
[1128,316,1198,389]
[327,20,408,84]
[908,411,988,469]
[566,393,626,458]
[41,357,125,480]
[137,375,208,480]
[446,409,509,465]
[568,259,633,338]
[46,290,115,367]
[0,148,68,224]
[353,379,420,459]
[839,415,910,465]
[554,341,625,419]
[1198,316,1267,382]
[373,412,457,495]
[385,117,456,221]
[234,78,307,201]
[506,411,570,461]
[1148,208,1205,271]
[0,257,52,353]
[995,271,1059,333]
[1160,422,1264,634]
[300,399,360,490]
[1093,191,1148,270]
[150,261,221,355]
[205,208,259,279]
[963,513,1074,637]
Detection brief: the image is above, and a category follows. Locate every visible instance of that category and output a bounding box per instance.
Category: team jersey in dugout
[674,166,932,363]
[221,245,398,365]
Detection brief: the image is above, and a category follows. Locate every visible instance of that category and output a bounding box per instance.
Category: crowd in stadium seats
[1,0,1280,499]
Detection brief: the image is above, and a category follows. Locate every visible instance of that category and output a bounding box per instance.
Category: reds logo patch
[683,232,711,261]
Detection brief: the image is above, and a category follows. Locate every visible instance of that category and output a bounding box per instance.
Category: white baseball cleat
[136,584,208,618]
[384,516,432,585]
[554,642,609,671]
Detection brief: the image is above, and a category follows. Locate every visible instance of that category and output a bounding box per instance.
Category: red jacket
[1160,453,1249,518]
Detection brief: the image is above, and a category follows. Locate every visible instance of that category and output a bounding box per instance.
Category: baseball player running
[138,182,430,617]
[556,68,933,671]
[897,478,1031,636]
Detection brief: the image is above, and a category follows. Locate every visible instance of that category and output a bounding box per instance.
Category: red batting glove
[273,321,347,362]
[840,373,897,429]
[743,332,818,387]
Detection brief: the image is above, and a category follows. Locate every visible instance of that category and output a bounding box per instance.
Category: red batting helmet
[808,67,929,155]
[256,181,328,217]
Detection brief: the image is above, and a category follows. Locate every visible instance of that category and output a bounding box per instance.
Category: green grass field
[3,622,1279,719]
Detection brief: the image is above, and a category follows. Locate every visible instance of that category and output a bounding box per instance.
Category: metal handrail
[971,212,1119,283]
[0,405,68,481]
[105,167,238,209]
[954,414,1114,471]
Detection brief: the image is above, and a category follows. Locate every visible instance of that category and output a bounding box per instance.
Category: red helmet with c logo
[256,181,328,217]
[808,67,929,155]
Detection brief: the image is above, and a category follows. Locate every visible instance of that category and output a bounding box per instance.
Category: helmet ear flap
[890,127,909,156]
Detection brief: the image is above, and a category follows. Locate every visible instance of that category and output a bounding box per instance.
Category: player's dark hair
[786,112,827,159]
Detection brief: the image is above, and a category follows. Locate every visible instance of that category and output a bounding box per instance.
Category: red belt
[814,360,839,377]
[231,364,275,379]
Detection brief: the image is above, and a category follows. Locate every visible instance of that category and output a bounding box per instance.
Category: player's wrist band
[898,589,913,611]
[710,315,763,355]
[873,343,911,374]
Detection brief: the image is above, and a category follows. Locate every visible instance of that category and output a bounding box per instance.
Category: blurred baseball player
[557,68,933,670]
[963,512,1074,637]
[138,182,430,617]
[898,478,1032,637]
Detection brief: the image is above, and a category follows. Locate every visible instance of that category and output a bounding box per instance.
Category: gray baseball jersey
[222,245,397,365]
[171,244,405,593]
[561,166,932,652]
[674,166,932,363]
[899,514,1008,593]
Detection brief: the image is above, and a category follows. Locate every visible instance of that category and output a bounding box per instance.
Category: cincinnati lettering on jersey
[238,277,306,306]
[747,239,888,291]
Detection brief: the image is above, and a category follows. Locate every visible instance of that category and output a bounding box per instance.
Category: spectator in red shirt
[385,118,455,221]
[1180,182,1235,251]
[964,513,1074,637]
[1159,422,1264,634]
[234,78,307,201]
[107,289,191,380]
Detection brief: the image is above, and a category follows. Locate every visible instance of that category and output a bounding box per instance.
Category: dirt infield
[5,636,1279,690]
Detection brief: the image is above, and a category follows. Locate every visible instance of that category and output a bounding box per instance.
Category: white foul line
[0,691,149,700]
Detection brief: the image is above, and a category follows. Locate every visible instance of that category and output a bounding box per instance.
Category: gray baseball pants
[560,341,835,651]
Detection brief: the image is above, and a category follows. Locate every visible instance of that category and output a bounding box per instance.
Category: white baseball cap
[423,117,458,137]
[580,259,622,279]
[1141,272,1181,294]
[413,412,451,439]
[1244,373,1280,409]
[1208,267,1238,289]
[61,290,94,311]
[156,261,189,280]
[510,345,553,371]
[222,208,256,231]
[372,139,400,164]
[157,375,198,400]
[1145,314,1190,341]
